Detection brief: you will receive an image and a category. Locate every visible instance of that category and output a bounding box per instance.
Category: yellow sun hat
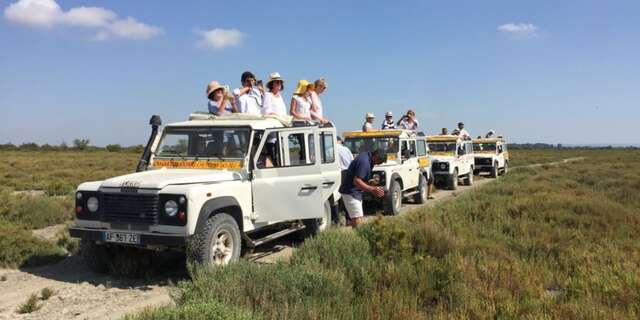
[293,79,310,95]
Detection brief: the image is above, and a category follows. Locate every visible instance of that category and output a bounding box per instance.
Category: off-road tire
[491,162,499,178]
[447,169,458,190]
[302,200,332,237]
[413,174,428,204]
[187,213,241,266]
[80,239,112,274]
[464,170,474,186]
[473,169,479,176]
[383,180,402,216]
[502,161,509,175]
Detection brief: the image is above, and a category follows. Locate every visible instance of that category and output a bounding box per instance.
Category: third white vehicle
[473,137,509,178]
[427,135,474,190]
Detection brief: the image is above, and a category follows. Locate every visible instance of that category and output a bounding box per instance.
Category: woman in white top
[310,78,329,123]
[290,80,312,121]
[206,80,236,115]
[262,72,287,116]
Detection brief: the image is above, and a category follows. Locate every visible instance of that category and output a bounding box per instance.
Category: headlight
[165,200,178,217]
[87,196,99,212]
[76,192,83,200]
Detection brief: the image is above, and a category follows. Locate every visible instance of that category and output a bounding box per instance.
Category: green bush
[106,144,123,152]
[0,194,73,229]
[17,294,41,314]
[0,224,66,268]
[125,301,254,320]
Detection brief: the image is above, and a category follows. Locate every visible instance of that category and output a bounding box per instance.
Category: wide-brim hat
[366,112,375,118]
[294,79,310,95]
[267,72,284,85]
[206,80,224,97]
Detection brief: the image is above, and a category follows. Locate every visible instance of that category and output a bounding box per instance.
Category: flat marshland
[1,149,639,319]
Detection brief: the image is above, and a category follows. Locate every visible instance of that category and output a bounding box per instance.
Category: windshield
[428,142,456,152]
[344,137,399,155]
[473,143,496,152]
[156,127,251,159]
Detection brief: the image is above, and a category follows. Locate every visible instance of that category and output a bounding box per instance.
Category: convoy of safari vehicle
[70,112,508,269]
[472,137,509,178]
[343,129,431,215]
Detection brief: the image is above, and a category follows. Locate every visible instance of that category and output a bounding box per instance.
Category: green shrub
[106,144,123,152]
[44,181,74,196]
[0,224,66,268]
[40,287,54,300]
[0,195,73,229]
[125,301,254,320]
[17,294,41,314]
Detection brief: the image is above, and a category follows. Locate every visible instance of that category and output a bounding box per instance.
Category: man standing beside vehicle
[339,149,387,227]
[335,136,354,224]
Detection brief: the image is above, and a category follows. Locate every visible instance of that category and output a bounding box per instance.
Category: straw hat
[267,72,284,85]
[206,80,224,98]
[293,79,310,95]
[366,112,375,119]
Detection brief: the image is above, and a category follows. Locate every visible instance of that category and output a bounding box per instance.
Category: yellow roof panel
[344,130,404,138]
[426,135,459,142]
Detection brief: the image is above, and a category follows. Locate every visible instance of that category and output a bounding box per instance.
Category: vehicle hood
[100,168,243,189]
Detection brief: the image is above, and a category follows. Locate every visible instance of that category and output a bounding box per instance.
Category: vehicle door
[251,127,323,223]
[456,141,469,175]
[416,139,430,179]
[400,139,419,188]
[318,129,340,201]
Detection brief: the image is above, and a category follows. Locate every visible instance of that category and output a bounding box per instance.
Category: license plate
[104,232,140,244]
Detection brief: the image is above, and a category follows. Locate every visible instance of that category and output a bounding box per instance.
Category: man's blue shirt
[339,152,374,200]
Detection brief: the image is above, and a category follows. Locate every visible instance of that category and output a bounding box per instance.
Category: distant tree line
[508,143,639,150]
[0,139,144,153]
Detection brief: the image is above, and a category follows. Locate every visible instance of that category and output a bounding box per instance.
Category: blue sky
[1,0,639,146]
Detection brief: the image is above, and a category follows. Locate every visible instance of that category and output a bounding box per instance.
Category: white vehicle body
[70,113,340,266]
[473,138,509,178]
[427,135,475,190]
[342,130,431,215]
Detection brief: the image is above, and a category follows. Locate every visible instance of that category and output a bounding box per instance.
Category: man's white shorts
[342,194,364,219]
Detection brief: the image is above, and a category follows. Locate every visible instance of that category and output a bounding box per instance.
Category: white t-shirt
[234,87,263,115]
[292,95,311,119]
[458,128,470,139]
[262,92,287,116]
[362,122,373,131]
[398,119,420,131]
[337,144,354,170]
[310,91,324,119]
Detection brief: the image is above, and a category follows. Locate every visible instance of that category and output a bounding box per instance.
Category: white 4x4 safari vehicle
[427,135,474,190]
[70,113,340,269]
[343,130,431,215]
[473,137,509,178]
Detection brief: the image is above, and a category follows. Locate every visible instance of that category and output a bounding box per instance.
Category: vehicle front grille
[475,158,493,166]
[102,193,159,224]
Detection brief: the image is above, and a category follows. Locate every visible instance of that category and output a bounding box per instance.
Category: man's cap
[366,112,375,118]
[385,111,393,117]
[241,71,256,83]
[458,122,464,126]
[337,136,343,142]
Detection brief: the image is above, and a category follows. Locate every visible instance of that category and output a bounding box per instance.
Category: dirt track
[0,158,583,319]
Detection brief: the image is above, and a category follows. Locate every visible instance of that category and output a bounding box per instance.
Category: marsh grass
[131,149,640,319]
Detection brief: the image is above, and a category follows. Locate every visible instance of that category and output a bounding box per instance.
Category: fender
[389,172,403,190]
[195,196,243,234]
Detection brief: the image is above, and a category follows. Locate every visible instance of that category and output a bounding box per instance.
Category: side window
[416,140,427,156]
[255,131,281,169]
[321,132,335,163]
[409,141,417,157]
[288,133,306,166]
[458,143,465,156]
[307,133,316,164]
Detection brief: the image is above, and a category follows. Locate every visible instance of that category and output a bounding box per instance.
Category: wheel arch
[195,197,243,236]
[389,172,403,190]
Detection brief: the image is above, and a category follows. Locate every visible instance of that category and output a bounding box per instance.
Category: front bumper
[69,227,187,246]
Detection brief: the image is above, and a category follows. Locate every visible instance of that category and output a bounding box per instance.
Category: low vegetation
[131,149,640,319]
[16,294,41,314]
[40,287,55,300]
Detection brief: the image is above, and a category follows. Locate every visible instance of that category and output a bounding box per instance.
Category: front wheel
[80,239,112,273]
[491,163,499,178]
[447,170,458,190]
[187,213,241,266]
[465,170,474,186]
[413,175,428,204]
[502,161,509,175]
[383,180,402,215]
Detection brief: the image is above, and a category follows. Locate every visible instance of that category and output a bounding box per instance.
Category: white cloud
[3,0,161,40]
[498,23,539,38]
[197,28,245,49]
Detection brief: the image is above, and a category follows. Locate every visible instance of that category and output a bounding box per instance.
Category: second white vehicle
[427,135,474,190]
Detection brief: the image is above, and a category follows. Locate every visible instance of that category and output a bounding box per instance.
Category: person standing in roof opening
[397,109,420,130]
[310,78,329,123]
[362,113,375,131]
[381,111,396,129]
[335,136,354,224]
[262,72,287,117]
[456,122,470,140]
[207,81,237,115]
[290,80,313,121]
[233,71,263,115]
[339,149,387,227]
[441,128,449,135]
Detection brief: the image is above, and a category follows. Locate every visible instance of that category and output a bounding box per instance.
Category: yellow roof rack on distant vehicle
[343,130,409,138]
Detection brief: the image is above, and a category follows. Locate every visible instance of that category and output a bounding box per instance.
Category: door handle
[322,181,335,187]
[300,185,318,191]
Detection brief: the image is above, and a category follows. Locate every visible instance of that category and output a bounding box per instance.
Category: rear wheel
[413,175,428,204]
[383,180,402,215]
[447,169,458,190]
[303,200,332,237]
[187,213,241,266]
[465,169,474,186]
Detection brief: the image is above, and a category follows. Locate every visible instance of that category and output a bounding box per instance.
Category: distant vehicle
[70,113,340,270]
[427,135,474,190]
[473,137,509,178]
[343,129,431,215]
